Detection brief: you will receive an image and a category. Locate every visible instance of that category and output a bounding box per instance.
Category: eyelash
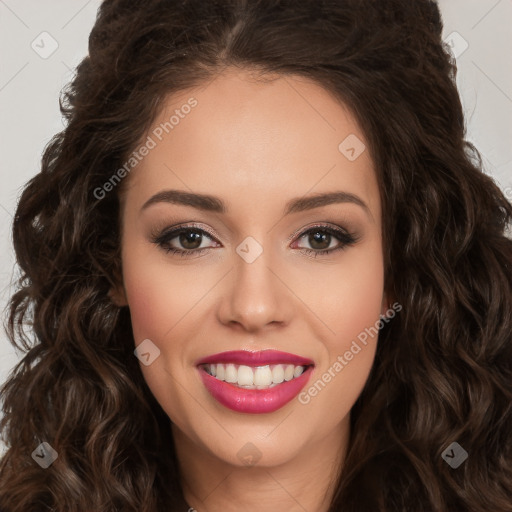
[151,222,360,259]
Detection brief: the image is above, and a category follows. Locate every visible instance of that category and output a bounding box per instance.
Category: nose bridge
[218,237,291,331]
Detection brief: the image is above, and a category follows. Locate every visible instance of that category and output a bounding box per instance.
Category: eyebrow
[141,189,372,218]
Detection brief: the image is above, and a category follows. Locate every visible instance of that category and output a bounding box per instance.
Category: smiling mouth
[200,363,312,390]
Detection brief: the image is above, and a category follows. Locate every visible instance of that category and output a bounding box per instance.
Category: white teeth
[204,363,308,388]
[216,363,225,381]
[238,365,254,386]
[284,364,295,381]
[271,365,284,384]
[225,364,237,383]
[254,366,273,386]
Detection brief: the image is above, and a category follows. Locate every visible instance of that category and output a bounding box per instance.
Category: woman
[1,0,511,510]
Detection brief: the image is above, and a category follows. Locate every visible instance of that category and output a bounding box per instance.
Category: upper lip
[195,349,314,367]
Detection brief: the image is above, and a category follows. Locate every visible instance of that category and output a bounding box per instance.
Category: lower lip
[198,366,314,414]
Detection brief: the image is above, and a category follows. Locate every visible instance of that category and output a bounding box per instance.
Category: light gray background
[1,1,511,455]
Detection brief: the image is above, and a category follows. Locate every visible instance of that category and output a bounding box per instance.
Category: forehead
[121,68,379,218]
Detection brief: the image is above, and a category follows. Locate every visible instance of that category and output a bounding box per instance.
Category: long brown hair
[1,1,511,510]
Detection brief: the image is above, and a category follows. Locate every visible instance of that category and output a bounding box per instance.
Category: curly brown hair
[1,0,511,510]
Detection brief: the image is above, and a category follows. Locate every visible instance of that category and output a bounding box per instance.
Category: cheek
[123,268,174,344]
[121,250,197,419]
[295,244,384,412]
[121,240,200,344]
[335,255,385,342]
[295,242,385,344]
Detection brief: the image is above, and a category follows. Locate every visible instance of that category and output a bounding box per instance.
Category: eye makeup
[149,221,361,259]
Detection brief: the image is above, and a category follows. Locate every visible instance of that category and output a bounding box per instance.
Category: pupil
[310,231,330,250]
[180,231,202,249]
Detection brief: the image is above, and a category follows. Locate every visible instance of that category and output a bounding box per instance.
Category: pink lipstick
[196,350,314,414]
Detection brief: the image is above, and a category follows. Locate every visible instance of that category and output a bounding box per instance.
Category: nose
[217,245,293,333]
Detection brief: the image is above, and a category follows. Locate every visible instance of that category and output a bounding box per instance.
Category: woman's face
[115,68,388,468]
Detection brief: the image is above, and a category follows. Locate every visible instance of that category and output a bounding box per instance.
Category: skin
[112,67,389,512]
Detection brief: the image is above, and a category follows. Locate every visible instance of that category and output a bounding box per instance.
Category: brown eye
[293,225,360,257]
[152,226,219,257]
[306,230,333,250]
[178,230,203,250]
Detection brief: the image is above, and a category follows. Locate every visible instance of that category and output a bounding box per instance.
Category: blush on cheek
[125,278,171,344]
[327,284,384,345]
[343,300,383,346]
[345,260,384,325]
